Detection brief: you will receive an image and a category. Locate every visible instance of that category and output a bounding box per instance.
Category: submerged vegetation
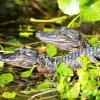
[0,0,100,100]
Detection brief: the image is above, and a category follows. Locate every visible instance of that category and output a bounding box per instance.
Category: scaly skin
[36,27,90,51]
[56,46,100,69]
[0,47,100,72]
[37,46,100,71]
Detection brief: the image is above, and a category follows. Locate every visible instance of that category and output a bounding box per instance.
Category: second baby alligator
[0,46,100,72]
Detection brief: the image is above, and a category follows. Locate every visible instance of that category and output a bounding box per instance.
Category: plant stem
[30,16,67,23]
[67,14,80,28]
[29,89,57,100]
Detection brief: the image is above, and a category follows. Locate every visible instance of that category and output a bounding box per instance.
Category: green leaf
[88,80,97,86]
[77,69,89,81]
[89,35,100,46]
[37,81,53,91]
[82,89,92,97]
[77,69,89,89]
[66,82,80,99]
[80,0,100,22]
[96,95,100,100]
[2,92,16,99]
[81,79,97,98]
[21,67,35,78]
[61,84,70,99]
[4,47,17,53]
[15,0,24,5]
[6,38,22,46]
[46,44,57,57]
[88,94,94,100]
[57,0,80,15]
[19,32,33,37]
[57,82,65,93]
[57,62,73,77]
[77,55,91,69]
[93,88,98,96]
[0,73,13,87]
[89,68,100,79]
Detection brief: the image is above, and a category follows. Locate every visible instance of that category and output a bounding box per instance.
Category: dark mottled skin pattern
[0,47,100,72]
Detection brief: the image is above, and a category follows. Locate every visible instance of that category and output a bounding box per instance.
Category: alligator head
[36,27,87,51]
[0,47,38,68]
[0,47,56,72]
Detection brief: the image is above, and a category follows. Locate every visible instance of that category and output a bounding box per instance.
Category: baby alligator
[0,46,100,72]
[36,27,90,51]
